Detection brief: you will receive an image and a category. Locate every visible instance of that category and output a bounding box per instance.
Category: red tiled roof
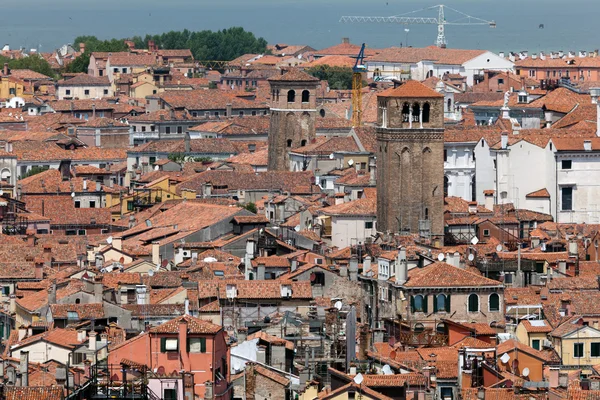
[404,262,502,288]
[247,331,294,350]
[318,197,376,217]
[5,387,64,400]
[58,73,110,87]
[50,303,105,319]
[268,68,319,82]
[520,319,553,333]
[526,188,551,198]
[367,46,485,65]
[379,80,444,98]
[149,314,222,334]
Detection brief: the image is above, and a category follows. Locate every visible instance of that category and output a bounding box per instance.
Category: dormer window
[518,91,528,103]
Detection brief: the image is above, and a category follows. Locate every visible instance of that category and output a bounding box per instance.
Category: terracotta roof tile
[526,188,551,198]
[367,46,485,65]
[268,68,319,82]
[5,387,64,400]
[246,331,294,350]
[318,197,376,217]
[404,262,502,288]
[149,314,222,334]
[379,80,444,98]
[50,303,105,319]
[520,319,553,333]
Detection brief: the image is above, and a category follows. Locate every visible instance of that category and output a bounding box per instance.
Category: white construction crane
[340,4,496,48]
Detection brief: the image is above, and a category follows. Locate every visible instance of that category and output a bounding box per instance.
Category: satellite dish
[500,353,510,364]
[148,269,155,277]
[468,254,475,261]
[334,301,343,310]
[154,165,160,171]
[161,259,169,268]
[353,373,364,385]
[522,367,530,377]
[382,365,394,375]
[294,225,301,232]
[71,192,75,198]
[329,153,335,160]
[437,253,445,262]
[496,244,503,252]
[348,159,354,166]
[471,236,479,245]
[106,236,113,244]
[389,350,397,359]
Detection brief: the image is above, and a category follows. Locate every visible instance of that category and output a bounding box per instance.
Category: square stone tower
[267,69,320,171]
[376,80,445,240]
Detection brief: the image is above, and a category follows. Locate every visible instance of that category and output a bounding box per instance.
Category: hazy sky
[1,0,598,52]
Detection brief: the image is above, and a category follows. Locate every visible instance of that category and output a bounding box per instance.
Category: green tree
[22,166,49,179]
[243,202,258,214]
[66,52,90,74]
[0,55,55,78]
[305,66,354,90]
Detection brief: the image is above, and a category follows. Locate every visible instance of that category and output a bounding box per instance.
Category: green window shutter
[433,295,438,313]
[200,338,206,353]
[186,337,190,353]
[410,296,415,313]
[160,337,167,353]
[446,294,451,312]
[423,295,428,314]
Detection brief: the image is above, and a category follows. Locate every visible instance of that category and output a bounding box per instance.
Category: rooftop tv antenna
[340,4,496,48]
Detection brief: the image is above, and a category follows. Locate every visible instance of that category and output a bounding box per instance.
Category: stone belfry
[267,69,320,171]
[376,80,445,241]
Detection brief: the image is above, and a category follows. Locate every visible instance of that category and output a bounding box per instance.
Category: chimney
[184,298,190,315]
[184,132,191,153]
[397,247,408,284]
[499,51,505,58]
[358,324,370,360]
[48,281,56,305]
[454,251,461,268]
[226,103,232,117]
[77,329,87,343]
[468,201,477,214]
[237,327,248,342]
[342,37,350,44]
[18,326,27,341]
[19,351,28,387]
[43,244,52,264]
[363,256,372,274]
[34,258,44,280]
[484,190,495,211]
[2,63,8,76]
[348,255,358,281]
[26,230,36,246]
[548,367,559,388]
[92,103,96,118]
[585,140,593,151]
[88,331,97,351]
[501,132,508,149]
[257,262,265,280]
[369,158,376,186]
[83,179,87,191]
[94,276,104,302]
[152,242,161,266]
[112,236,122,251]
[95,181,101,192]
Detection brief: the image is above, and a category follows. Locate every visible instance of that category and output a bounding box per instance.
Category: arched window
[423,102,430,123]
[75,298,81,304]
[424,208,429,220]
[414,323,425,333]
[489,293,500,312]
[436,323,447,334]
[0,168,10,182]
[471,175,477,202]
[402,102,410,122]
[447,98,452,112]
[412,103,420,122]
[411,294,427,313]
[287,90,296,103]
[301,90,310,103]
[434,294,447,313]
[444,175,449,197]
[319,109,326,117]
[287,139,293,148]
[468,294,480,312]
[301,139,307,147]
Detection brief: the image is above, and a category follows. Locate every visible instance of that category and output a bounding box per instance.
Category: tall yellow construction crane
[351,43,367,127]
[340,4,496,48]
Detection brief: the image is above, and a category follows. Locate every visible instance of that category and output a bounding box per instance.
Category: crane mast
[340,4,496,48]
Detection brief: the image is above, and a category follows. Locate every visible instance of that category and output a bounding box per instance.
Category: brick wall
[376,96,445,238]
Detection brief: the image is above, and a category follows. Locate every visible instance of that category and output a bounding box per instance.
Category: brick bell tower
[376,80,445,242]
[267,69,320,171]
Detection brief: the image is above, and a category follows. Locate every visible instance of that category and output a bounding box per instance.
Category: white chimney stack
[590,88,600,137]
[501,132,508,149]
